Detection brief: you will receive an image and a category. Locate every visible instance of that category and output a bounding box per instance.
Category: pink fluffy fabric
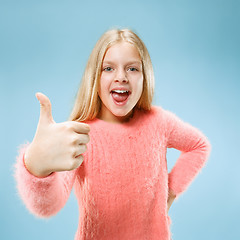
[14,106,211,240]
[14,144,77,218]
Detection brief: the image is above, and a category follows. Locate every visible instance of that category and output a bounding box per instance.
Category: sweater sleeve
[14,143,78,218]
[165,110,211,198]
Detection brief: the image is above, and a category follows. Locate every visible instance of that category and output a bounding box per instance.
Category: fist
[24,92,90,177]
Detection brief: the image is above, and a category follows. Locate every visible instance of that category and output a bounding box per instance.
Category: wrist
[23,150,52,178]
[167,189,176,213]
[168,188,176,199]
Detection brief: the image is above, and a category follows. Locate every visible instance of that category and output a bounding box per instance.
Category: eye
[128,67,138,72]
[103,67,113,72]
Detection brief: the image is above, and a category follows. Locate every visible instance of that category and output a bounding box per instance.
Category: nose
[115,68,128,83]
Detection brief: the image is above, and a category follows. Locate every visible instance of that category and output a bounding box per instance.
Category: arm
[14,93,90,218]
[14,144,78,218]
[165,110,211,199]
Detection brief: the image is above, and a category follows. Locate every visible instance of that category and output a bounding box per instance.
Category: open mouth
[110,90,131,105]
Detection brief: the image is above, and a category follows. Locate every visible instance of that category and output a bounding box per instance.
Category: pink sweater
[15,106,211,240]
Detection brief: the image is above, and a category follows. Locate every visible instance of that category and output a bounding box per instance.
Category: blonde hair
[69,28,155,122]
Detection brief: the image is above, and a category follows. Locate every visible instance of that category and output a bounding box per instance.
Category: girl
[15,28,211,240]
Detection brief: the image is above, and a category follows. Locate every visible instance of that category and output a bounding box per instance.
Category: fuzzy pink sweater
[15,106,211,240]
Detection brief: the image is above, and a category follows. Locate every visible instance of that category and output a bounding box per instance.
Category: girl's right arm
[15,144,79,218]
[14,93,90,218]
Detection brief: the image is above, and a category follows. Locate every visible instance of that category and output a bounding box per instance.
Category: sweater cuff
[168,174,184,199]
[14,143,63,218]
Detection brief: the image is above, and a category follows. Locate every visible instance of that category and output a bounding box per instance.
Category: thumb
[35,92,54,124]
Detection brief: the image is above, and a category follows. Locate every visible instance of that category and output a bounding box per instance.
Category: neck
[97,108,135,124]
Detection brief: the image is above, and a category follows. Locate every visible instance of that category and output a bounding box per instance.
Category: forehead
[103,41,141,63]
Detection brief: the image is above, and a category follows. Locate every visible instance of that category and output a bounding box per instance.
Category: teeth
[112,90,128,93]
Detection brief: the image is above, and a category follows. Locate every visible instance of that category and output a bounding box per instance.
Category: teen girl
[15,28,211,240]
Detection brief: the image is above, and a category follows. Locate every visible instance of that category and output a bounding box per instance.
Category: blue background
[1,0,239,239]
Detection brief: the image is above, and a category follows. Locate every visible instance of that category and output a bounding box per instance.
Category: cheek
[99,76,111,98]
[135,76,144,94]
[100,74,112,89]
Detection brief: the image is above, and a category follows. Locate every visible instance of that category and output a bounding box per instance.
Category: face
[98,41,143,123]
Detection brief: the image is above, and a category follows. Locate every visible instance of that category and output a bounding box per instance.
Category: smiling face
[97,41,144,123]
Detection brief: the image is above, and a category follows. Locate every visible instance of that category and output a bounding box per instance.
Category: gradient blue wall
[1,0,239,239]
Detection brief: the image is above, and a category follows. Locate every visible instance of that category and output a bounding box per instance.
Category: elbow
[24,196,63,219]
[190,133,212,166]
[203,136,212,160]
[28,205,60,219]
[196,135,211,166]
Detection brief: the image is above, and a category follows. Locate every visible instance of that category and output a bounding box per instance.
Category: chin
[112,108,133,118]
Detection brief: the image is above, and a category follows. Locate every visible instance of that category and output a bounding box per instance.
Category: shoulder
[143,105,184,132]
[139,105,164,118]
[146,105,177,121]
[135,105,175,130]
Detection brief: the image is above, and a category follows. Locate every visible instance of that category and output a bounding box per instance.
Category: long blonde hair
[69,28,155,122]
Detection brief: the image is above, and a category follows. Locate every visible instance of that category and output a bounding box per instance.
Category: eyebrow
[102,60,142,65]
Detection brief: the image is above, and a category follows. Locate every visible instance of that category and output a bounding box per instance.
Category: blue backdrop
[1,0,239,239]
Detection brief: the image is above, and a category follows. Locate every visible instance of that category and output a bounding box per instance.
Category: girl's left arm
[165,110,211,199]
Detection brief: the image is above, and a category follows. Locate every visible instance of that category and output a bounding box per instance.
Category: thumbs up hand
[24,93,90,177]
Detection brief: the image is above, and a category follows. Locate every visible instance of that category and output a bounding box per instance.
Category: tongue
[111,92,129,102]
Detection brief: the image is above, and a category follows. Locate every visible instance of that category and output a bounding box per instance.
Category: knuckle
[70,156,84,170]
[66,123,73,131]
[86,134,90,143]
[71,148,78,157]
[82,144,87,152]
[59,122,70,131]
[77,155,84,165]
[81,123,90,132]
[80,135,90,144]
[67,159,77,171]
[41,101,51,109]
[64,122,75,132]
[78,144,87,154]
[78,134,90,144]
[75,156,84,168]
[71,136,79,145]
